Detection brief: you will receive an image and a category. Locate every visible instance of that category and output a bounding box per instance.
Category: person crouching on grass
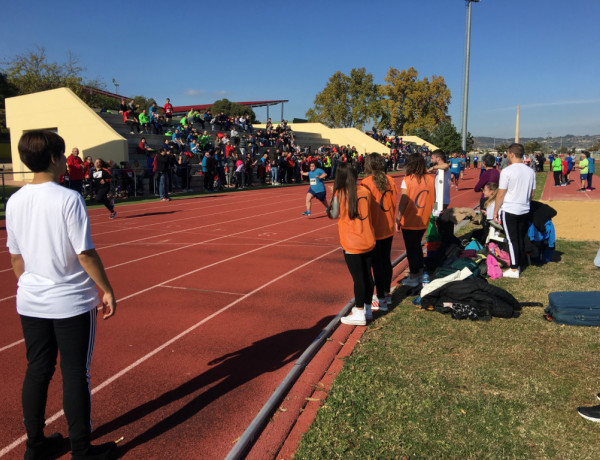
[328,162,376,326]
[301,161,328,216]
[360,153,398,312]
[6,131,119,460]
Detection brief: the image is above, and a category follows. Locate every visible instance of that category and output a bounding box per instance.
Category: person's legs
[20,316,58,448]
[95,186,113,212]
[501,210,528,271]
[342,250,375,324]
[159,173,167,199]
[271,166,278,184]
[305,192,313,213]
[54,310,96,453]
[401,229,426,276]
[553,170,561,186]
[372,236,394,298]
[588,172,593,190]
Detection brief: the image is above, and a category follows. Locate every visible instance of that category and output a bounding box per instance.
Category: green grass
[295,240,600,459]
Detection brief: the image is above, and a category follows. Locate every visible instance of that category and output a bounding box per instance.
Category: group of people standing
[550,151,595,191]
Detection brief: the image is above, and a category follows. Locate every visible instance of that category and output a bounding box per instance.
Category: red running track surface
[0,170,480,459]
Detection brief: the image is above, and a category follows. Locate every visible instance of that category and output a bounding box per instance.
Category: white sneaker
[503,268,520,279]
[341,307,367,326]
[371,295,380,311]
[378,298,389,312]
[401,276,421,287]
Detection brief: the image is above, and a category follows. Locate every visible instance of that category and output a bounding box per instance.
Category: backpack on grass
[544,291,600,326]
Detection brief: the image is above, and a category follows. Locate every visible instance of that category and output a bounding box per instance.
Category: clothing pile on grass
[415,203,555,321]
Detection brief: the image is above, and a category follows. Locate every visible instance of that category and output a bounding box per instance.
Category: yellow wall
[255,122,437,154]
[5,87,127,180]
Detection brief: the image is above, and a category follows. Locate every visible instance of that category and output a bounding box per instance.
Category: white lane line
[0,295,16,303]
[103,215,306,271]
[0,339,24,352]
[160,286,246,296]
[0,245,340,457]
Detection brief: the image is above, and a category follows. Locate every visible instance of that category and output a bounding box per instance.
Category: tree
[590,140,600,152]
[380,67,451,135]
[0,72,19,134]
[496,143,508,154]
[525,141,543,154]
[306,68,380,129]
[1,47,84,96]
[413,121,473,154]
[210,99,256,121]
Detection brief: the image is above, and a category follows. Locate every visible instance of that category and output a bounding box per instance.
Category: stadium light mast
[460,0,480,154]
[112,78,119,96]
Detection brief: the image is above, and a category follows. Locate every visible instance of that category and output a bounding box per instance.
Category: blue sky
[1,0,599,138]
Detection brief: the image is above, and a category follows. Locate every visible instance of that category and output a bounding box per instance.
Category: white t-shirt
[6,182,98,319]
[498,163,536,215]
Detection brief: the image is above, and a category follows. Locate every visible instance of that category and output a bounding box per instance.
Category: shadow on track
[124,211,181,218]
[92,316,335,454]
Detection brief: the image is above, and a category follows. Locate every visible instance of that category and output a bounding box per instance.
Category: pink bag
[488,242,510,266]
[486,254,503,279]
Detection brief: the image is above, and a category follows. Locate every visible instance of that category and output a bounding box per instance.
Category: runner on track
[449,153,462,191]
[301,160,328,216]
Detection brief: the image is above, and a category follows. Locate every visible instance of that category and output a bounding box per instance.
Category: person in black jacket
[156,148,172,201]
[91,159,117,219]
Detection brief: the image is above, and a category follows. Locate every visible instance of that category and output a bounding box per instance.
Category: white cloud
[183,89,205,97]
[214,90,230,98]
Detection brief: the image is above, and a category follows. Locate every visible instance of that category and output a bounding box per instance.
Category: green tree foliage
[413,121,473,154]
[0,72,19,135]
[306,68,380,129]
[525,141,543,154]
[381,67,451,135]
[590,140,600,152]
[496,143,509,154]
[210,99,256,121]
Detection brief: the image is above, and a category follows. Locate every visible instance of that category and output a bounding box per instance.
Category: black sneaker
[71,442,119,460]
[577,404,600,422]
[25,433,67,460]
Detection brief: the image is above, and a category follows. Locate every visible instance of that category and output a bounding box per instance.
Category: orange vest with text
[360,175,398,240]
[400,174,435,230]
[335,185,376,254]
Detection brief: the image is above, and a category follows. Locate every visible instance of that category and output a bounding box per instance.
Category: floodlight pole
[461,0,480,154]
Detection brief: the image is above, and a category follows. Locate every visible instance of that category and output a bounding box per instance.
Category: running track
[0,170,480,459]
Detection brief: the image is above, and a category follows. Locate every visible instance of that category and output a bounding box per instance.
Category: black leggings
[343,250,374,308]
[553,170,561,186]
[372,236,393,298]
[500,210,529,269]
[95,185,113,212]
[401,228,426,275]
[21,310,96,451]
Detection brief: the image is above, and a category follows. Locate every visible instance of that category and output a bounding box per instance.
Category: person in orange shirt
[395,154,435,287]
[328,163,376,326]
[361,153,398,312]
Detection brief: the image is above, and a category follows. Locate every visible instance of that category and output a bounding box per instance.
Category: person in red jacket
[560,154,569,186]
[66,147,85,193]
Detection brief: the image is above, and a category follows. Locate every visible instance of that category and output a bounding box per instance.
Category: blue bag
[544,291,600,326]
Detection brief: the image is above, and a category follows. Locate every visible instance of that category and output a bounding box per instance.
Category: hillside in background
[474,134,600,151]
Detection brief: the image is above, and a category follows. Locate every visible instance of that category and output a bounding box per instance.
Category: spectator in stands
[172,127,185,149]
[119,98,127,114]
[202,151,215,192]
[258,152,268,184]
[493,143,536,279]
[67,147,85,194]
[270,150,279,185]
[164,98,173,124]
[235,154,245,188]
[127,99,138,115]
[123,109,141,134]
[138,109,150,134]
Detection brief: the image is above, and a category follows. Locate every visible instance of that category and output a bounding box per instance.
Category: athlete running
[301,160,328,216]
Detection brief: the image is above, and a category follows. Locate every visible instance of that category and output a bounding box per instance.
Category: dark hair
[18,130,65,172]
[431,149,446,163]
[583,151,591,158]
[328,162,359,220]
[508,143,525,158]
[482,154,496,168]
[405,153,428,182]
[364,153,388,194]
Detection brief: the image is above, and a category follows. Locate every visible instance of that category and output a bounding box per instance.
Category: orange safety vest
[400,174,435,230]
[360,175,398,240]
[335,185,376,254]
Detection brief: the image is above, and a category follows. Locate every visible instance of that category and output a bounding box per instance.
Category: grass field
[295,236,600,459]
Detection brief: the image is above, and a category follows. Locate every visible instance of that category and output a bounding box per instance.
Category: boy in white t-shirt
[6,131,119,460]
[493,143,536,278]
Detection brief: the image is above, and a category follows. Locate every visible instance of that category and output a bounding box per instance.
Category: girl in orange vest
[328,163,376,326]
[360,153,398,312]
[395,154,435,287]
